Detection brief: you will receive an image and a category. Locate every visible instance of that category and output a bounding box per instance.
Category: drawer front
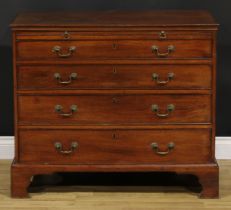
[17,65,212,90]
[18,95,211,125]
[19,129,212,164]
[16,40,212,61]
[16,31,212,41]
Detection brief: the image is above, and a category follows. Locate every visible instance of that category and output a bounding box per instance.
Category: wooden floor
[0,160,231,210]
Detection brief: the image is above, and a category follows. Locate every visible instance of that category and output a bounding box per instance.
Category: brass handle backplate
[159,31,167,39]
[54,72,78,84]
[151,104,175,118]
[152,72,174,85]
[54,142,78,155]
[151,142,175,156]
[64,31,70,40]
[54,104,78,117]
[151,45,175,57]
[52,46,76,58]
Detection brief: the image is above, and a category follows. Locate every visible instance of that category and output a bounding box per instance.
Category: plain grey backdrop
[0,0,230,136]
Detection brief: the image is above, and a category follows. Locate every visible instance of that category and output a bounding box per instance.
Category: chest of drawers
[11,11,219,198]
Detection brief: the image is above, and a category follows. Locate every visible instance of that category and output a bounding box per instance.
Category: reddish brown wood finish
[17,65,212,90]
[16,40,212,61]
[11,11,217,27]
[15,31,212,41]
[11,161,219,198]
[17,94,211,125]
[11,11,219,198]
[18,129,212,164]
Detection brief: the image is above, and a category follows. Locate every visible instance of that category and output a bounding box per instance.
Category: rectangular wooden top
[11,10,218,28]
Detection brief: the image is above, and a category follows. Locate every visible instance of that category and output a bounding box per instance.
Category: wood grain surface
[11,10,218,27]
[18,128,212,164]
[16,40,212,61]
[11,11,219,198]
[17,94,212,125]
[17,64,212,90]
[0,160,228,209]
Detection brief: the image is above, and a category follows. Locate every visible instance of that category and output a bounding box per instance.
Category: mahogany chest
[11,11,219,198]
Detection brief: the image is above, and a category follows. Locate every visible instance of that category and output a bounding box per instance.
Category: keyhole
[112,43,118,50]
[113,67,117,74]
[112,133,118,140]
[112,97,119,103]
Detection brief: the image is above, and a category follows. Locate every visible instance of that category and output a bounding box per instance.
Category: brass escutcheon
[159,31,167,39]
[64,31,70,39]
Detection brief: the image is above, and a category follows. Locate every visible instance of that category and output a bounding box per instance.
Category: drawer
[18,95,211,125]
[16,31,212,41]
[18,129,212,164]
[16,40,212,61]
[17,64,212,90]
